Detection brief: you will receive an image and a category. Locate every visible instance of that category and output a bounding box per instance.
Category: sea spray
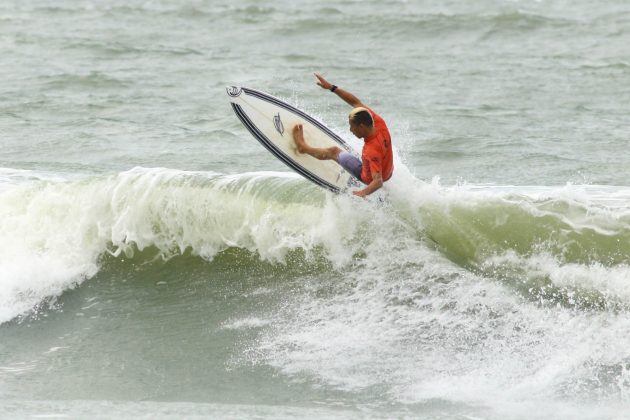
[3,166,630,324]
[0,167,370,323]
[3,167,630,419]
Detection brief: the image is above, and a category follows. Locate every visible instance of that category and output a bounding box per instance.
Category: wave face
[0,167,330,323]
[2,167,627,320]
[4,167,630,320]
[3,168,630,418]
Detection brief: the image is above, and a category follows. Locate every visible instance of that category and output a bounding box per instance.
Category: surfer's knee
[326,146,342,160]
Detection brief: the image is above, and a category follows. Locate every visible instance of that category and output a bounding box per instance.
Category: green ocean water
[3,1,630,419]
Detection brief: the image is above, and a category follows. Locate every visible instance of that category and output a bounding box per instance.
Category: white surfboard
[226,86,361,193]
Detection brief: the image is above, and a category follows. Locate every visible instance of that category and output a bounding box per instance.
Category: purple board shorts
[337,151,362,182]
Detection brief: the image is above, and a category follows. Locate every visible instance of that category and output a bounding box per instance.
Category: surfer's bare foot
[292,124,307,153]
[291,124,339,160]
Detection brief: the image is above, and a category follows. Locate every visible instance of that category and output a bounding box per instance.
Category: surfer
[292,73,394,197]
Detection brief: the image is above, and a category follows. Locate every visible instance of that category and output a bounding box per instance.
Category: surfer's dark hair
[349,108,373,127]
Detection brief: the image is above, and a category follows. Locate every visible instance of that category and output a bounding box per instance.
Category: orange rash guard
[360,109,394,184]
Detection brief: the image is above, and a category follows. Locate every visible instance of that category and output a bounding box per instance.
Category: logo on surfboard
[273,112,284,136]
[226,86,242,97]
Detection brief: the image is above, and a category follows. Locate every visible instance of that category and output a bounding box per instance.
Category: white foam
[254,243,630,417]
[0,167,372,323]
[221,317,272,330]
[232,174,630,417]
[4,165,630,417]
[483,251,630,304]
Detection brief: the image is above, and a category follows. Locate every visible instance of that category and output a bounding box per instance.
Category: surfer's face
[349,119,367,138]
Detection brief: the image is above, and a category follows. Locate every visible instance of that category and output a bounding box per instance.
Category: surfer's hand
[314,73,332,90]
[353,174,382,198]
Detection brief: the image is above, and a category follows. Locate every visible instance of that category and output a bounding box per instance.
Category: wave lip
[3,166,630,325]
[0,167,361,324]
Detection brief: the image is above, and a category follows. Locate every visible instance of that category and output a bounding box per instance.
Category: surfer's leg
[292,124,341,160]
[337,151,363,181]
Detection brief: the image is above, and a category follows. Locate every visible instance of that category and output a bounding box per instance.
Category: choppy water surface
[2,1,630,419]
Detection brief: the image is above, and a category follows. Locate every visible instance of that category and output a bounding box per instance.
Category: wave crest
[2,167,630,323]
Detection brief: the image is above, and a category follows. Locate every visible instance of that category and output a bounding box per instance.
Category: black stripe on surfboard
[242,87,349,149]
[230,103,342,194]
[241,87,353,153]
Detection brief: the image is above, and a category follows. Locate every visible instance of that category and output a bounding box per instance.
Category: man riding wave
[292,73,394,197]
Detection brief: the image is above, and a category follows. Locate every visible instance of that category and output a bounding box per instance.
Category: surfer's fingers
[314,73,329,88]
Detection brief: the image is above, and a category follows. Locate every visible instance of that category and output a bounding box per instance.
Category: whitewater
[3,164,630,418]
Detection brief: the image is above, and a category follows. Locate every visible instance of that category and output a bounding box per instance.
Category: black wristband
[330,85,338,92]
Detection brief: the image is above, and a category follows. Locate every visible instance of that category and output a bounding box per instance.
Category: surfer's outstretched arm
[314,73,365,108]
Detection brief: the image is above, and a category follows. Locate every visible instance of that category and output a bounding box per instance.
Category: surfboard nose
[226,86,242,98]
